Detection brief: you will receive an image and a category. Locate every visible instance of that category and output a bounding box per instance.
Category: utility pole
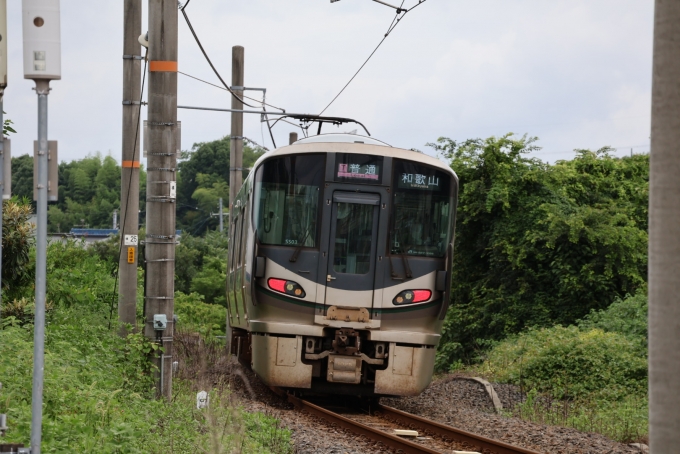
[119,0,142,334]
[145,0,177,400]
[289,132,298,145]
[649,0,680,451]
[229,46,244,211]
[0,0,7,321]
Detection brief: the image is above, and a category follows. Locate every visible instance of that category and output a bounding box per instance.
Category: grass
[0,240,292,453]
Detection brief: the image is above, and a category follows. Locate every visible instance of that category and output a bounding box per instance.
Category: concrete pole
[229,46,244,210]
[649,0,680,448]
[0,95,3,320]
[0,0,7,322]
[30,78,50,454]
[649,0,680,450]
[219,197,223,233]
[145,0,177,400]
[119,0,142,335]
[289,132,297,145]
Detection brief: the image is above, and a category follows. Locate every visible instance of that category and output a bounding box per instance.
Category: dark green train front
[226,135,458,396]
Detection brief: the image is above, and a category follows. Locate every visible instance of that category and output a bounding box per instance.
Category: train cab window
[254,154,325,247]
[390,160,453,258]
[333,202,374,274]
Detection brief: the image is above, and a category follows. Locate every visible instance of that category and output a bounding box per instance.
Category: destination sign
[398,172,441,191]
[334,153,384,185]
[337,163,380,180]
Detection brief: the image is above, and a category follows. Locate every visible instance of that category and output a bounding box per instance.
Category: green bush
[174,291,227,338]
[477,325,647,399]
[0,241,289,452]
[432,135,648,365]
[578,291,647,353]
[2,198,35,300]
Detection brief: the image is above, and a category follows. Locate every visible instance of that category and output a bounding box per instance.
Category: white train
[227,133,458,396]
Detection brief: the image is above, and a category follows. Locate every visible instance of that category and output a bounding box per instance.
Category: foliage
[476,325,647,400]
[511,388,647,443]
[3,114,16,136]
[432,134,649,366]
[578,290,648,352]
[9,155,33,203]
[175,231,228,304]
[177,136,264,234]
[0,241,290,453]
[1,198,35,300]
[174,291,227,338]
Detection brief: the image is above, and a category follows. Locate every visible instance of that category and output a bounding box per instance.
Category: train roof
[253,134,456,177]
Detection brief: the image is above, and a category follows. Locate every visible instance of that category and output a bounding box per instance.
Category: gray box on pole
[32,140,57,202]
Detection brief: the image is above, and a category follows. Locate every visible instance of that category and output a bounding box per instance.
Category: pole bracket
[147,234,175,240]
[229,167,245,171]
[122,54,145,60]
[147,121,176,126]
[147,168,176,172]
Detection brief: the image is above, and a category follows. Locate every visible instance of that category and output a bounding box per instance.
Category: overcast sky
[3,0,654,165]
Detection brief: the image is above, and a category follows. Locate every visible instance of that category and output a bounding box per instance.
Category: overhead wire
[316,0,426,118]
[177,70,286,112]
[180,5,258,108]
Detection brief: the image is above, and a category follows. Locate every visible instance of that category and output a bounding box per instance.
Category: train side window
[234,208,243,268]
[253,154,325,248]
[239,202,250,266]
[229,212,239,271]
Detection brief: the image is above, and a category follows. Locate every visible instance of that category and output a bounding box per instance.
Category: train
[226,133,458,396]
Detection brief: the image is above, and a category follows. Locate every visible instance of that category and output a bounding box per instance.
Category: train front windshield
[390,159,453,257]
[254,154,325,247]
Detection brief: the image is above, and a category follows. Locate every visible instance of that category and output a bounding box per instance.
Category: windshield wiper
[289,228,312,263]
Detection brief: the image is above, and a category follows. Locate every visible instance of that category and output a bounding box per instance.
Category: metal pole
[229,46,244,211]
[119,0,142,335]
[649,0,680,450]
[289,132,298,145]
[31,78,50,454]
[219,197,223,233]
[145,0,177,401]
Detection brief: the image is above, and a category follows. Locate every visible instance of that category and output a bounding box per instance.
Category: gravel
[192,351,647,454]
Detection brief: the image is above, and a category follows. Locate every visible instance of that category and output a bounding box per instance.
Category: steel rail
[286,393,441,454]
[378,404,541,454]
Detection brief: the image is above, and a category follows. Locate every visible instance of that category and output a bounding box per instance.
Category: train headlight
[268,278,306,298]
[392,289,432,305]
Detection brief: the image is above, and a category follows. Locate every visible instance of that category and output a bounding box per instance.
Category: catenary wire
[180,7,258,108]
[317,0,425,117]
[109,54,148,330]
[177,70,286,112]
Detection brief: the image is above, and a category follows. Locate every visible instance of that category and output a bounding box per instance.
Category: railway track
[279,390,540,454]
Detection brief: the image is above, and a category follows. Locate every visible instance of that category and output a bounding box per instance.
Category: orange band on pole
[122,160,141,168]
[149,61,178,72]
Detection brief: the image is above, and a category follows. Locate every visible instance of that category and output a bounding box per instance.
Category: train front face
[238,138,458,396]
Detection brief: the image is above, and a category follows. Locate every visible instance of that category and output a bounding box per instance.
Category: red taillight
[268,278,306,298]
[412,290,432,303]
[268,278,287,293]
[393,289,432,305]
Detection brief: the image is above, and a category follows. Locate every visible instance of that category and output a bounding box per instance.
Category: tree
[431,134,649,366]
[177,136,265,233]
[2,198,35,300]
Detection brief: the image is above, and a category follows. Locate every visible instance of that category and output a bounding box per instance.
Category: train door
[324,192,380,309]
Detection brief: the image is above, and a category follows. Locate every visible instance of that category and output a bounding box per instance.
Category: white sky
[3,0,654,165]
